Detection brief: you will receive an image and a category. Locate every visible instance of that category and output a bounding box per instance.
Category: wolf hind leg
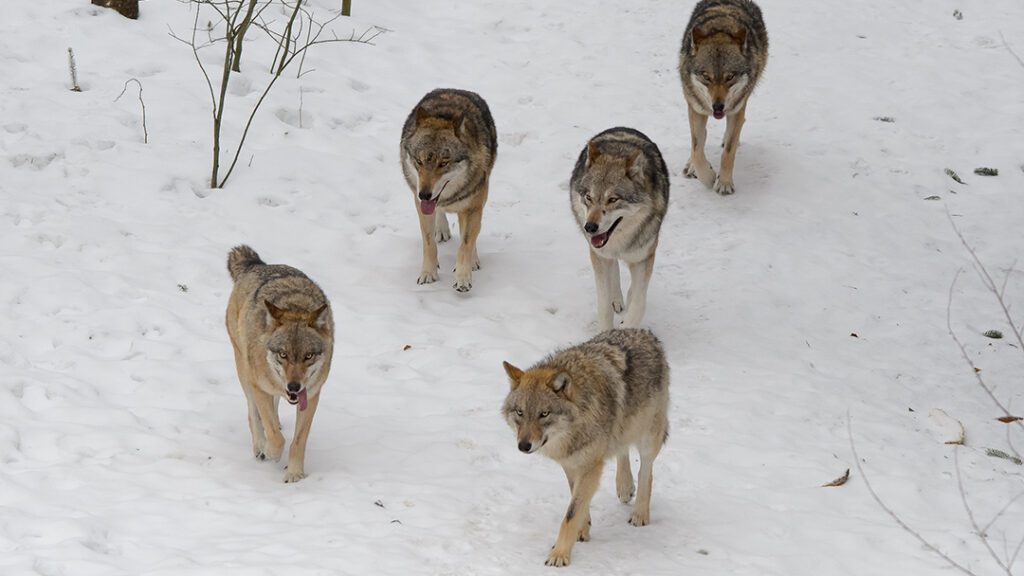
[630,416,668,527]
[434,210,451,243]
[616,449,635,503]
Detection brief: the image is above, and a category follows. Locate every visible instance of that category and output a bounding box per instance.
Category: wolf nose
[418,189,433,200]
[712,103,725,115]
[287,382,301,393]
[584,222,599,234]
[518,440,532,453]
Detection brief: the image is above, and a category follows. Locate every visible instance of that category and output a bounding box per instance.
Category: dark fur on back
[681,0,768,69]
[401,88,497,163]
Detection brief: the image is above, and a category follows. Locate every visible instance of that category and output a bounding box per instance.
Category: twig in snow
[114,78,149,143]
[68,48,82,92]
[848,415,979,576]
[998,31,1024,72]
[953,448,1014,574]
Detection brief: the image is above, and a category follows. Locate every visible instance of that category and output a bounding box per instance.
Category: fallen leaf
[821,469,850,487]
[945,168,966,184]
[996,416,1023,424]
[983,330,1003,339]
[402,344,412,351]
[850,332,859,338]
[973,167,998,176]
[985,448,1023,465]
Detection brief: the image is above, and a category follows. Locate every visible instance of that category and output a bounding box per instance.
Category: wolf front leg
[416,206,440,284]
[547,461,604,567]
[621,250,656,329]
[252,388,284,462]
[684,104,716,188]
[283,390,321,483]
[630,417,667,527]
[453,207,483,292]
[715,103,746,195]
[589,251,616,331]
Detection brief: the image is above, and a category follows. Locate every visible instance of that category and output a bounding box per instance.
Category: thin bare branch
[947,271,1024,458]
[114,78,148,143]
[848,415,978,576]
[999,30,1024,72]
[948,210,1024,355]
[953,449,1013,575]
[983,491,1024,534]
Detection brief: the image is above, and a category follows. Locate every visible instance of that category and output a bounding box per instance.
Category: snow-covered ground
[2,0,1023,574]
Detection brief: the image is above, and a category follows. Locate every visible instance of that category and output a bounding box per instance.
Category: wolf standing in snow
[680,0,768,195]
[501,329,671,567]
[401,88,497,292]
[225,245,334,483]
[570,127,669,331]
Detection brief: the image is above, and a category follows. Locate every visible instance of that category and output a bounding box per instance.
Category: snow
[2,0,1024,574]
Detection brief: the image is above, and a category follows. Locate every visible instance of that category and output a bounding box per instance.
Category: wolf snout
[287,382,302,393]
[712,103,725,119]
[583,222,599,234]
[518,440,533,453]
[418,189,433,201]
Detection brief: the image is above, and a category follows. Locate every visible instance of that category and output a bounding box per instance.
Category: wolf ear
[414,106,429,126]
[586,142,601,166]
[730,28,748,50]
[550,372,571,395]
[452,113,466,138]
[691,27,709,52]
[624,150,644,181]
[265,300,286,323]
[308,303,328,327]
[503,361,524,390]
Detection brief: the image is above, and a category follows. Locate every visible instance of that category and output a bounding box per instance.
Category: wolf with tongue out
[569,127,669,332]
[225,245,334,483]
[400,88,497,292]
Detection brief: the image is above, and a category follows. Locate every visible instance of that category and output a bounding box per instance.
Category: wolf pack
[224,0,768,567]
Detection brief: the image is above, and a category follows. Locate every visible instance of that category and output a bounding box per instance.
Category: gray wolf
[501,329,670,567]
[679,0,768,195]
[225,245,334,483]
[570,127,669,331]
[401,88,497,292]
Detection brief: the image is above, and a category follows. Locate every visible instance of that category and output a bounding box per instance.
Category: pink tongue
[298,389,308,411]
[590,232,608,248]
[420,199,437,215]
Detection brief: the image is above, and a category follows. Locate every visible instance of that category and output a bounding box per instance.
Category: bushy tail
[227,245,264,282]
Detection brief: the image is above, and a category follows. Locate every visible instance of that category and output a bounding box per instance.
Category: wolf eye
[724,73,735,82]
[699,71,710,81]
[583,194,593,205]
[304,352,315,361]
[515,409,523,417]
[277,351,288,360]
[539,411,550,418]
[439,159,449,167]
[607,197,619,204]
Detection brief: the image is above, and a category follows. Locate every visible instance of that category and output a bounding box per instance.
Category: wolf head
[403,108,472,215]
[572,144,649,250]
[501,361,576,455]
[685,27,752,119]
[263,300,330,411]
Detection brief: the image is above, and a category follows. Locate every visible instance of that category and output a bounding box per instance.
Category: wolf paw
[684,160,716,188]
[453,279,472,293]
[713,176,735,196]
[417,269,439,285]
[617,482,635,504]
[435,228,451,243]
[577,518,591,542]
[545,549,571,567]
[283,468,306,483]
[628,510,650,527]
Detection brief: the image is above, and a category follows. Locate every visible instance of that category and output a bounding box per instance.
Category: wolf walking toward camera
[501,329,670,567]
[570,128,669,331]
[225,245,334,483]
[401,88,497,292]
[680,0,768,195]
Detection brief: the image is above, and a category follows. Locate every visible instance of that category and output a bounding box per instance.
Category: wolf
[401,88,497,292]
[679,0,768,195]
[501,329,671,567]
[225,245,334,483]
[570,127,669,332]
